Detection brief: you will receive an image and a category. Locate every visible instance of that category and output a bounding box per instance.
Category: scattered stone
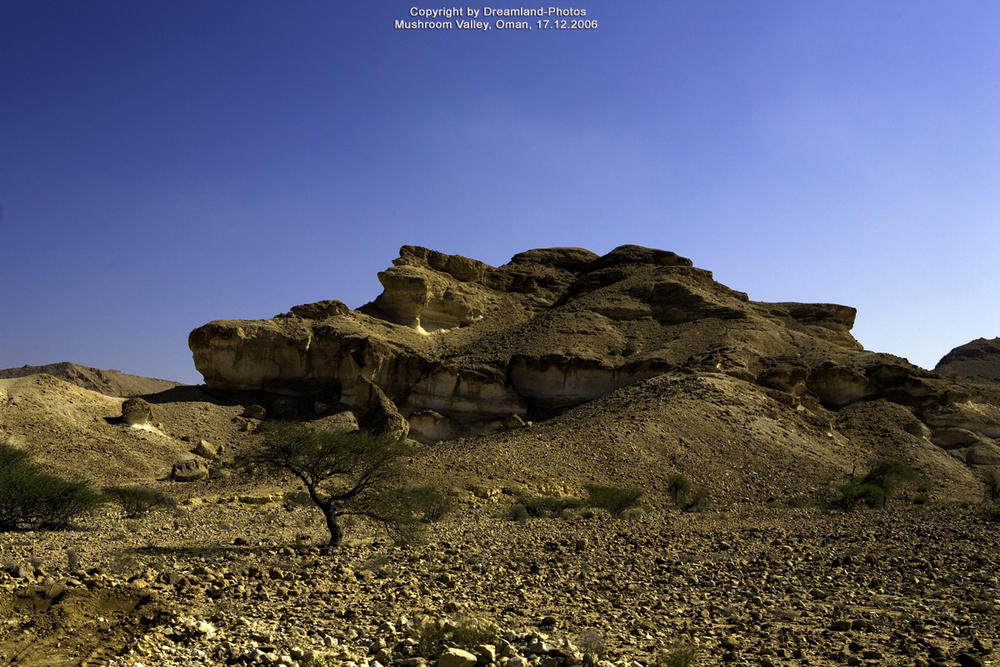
[957,654,984,667]
[438,648,477,667]
[171,457,209,482]
[192,439,218,459]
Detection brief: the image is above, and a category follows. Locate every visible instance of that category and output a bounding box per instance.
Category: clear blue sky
[2,1,998,383]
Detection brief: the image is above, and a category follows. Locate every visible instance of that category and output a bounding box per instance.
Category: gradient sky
[2,1,998,384]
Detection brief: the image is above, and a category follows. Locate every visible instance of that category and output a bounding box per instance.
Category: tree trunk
[323,510,343,547]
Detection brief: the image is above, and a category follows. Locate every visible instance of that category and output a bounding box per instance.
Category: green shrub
[450,615,498,647]
[667,474,691,507]
[834,459,919,510]
[410,616,497,657]
[575,628,607,658]
[584,484,643,516]
[655,644,698,667]
[104,486,176,518]
[911,493,930,505]
[680,486,709,513]
[404,486,454,522]
[514,493,585,519]
[508,503,529,521]
[984,469,1000,503]
[862,459,919,496]
[0,441,102,531]
[237,422,427,547]
[836,480,886,510]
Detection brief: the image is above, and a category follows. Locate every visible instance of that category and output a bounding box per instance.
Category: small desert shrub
[0,441,103,531]
[655,644,698,667]
[510,486,646,521]
[584,484,643,516]
[104,486,176,518]
[451,615,498,647]
[667,474,692,507]
[680,486,709,513]
[835,480,886,510]
[911,493,930,505]
[984,469,1000,503]
[405,486,454,523]
[513,493,585,519]
[108,553,143,577]
[508,503,529,521]
[411,616,497,657]
[282,489,313,507]
[863,459,919,495]
[575,627,607,658]
[412,619,448,657]
[834,459,919,510]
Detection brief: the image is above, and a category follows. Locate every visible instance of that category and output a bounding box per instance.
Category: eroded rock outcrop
[348,378,409,441]
[122,397,154,426]
[189,244,1000,457]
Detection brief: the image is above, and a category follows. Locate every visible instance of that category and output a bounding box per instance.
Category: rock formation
[936,337,1000,380]
[348,377,409,441]
[189,245,1000,476]
[122,397,154,426]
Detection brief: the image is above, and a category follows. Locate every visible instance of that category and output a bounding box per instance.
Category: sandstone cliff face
[189,245,1000,472]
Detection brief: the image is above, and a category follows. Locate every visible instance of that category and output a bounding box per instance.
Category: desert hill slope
[0,374,246,487]
[0,361,180,397]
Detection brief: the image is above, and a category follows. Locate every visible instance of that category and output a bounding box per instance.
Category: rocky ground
[2,497,999,666]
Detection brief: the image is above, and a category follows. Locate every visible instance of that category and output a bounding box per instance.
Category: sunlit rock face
[189,243,1000,450]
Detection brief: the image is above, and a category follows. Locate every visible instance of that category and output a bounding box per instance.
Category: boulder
[438,648,477,667]
[931,427,989,450]
[967,443,1000,466]
[349,378,409,441]
[122,397,154,426]
[242,404,267,420]
[192,439,218,459]
[407,410,459,442]
[171,457,209,482]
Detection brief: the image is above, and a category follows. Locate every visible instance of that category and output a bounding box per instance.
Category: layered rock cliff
[189,245,1000,474]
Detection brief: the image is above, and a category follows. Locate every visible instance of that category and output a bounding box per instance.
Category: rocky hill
[0,362,180,397]
[188,244,1000,501]
[936,337,1000,380]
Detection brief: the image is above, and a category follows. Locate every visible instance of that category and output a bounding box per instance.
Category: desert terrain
[2,245,1000,666]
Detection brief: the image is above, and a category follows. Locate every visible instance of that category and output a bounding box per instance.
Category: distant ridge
[0,362,182,397]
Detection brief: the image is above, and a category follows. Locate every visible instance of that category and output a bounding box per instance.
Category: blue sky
[2,1,998,383]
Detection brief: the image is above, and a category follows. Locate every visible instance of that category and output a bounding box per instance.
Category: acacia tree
[238,422,433,546]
